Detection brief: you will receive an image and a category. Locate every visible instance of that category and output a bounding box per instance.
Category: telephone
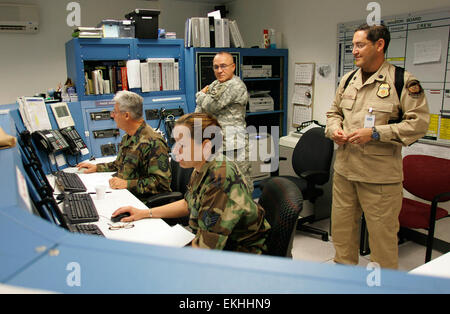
[32,127,87,155]
[59,126,88,155]
[32,129,70,154]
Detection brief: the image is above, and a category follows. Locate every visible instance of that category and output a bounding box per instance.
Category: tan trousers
[331,172,403,269]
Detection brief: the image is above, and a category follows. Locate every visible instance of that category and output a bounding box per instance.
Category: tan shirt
[326,61,430,184]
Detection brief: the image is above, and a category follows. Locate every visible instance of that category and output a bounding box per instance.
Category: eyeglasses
[213,63,233,71]
[108,222,135,230]
[350,42,372,50]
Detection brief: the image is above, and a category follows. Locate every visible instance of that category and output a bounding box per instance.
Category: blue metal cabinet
[65,38,189,158]
[184,47,288,136]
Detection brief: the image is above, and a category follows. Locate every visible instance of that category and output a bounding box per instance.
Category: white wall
[2,0,450,128]
[0,0,216,105]
[227,0,450,133]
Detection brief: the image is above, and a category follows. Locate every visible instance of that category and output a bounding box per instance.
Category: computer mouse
[111,212,130,223]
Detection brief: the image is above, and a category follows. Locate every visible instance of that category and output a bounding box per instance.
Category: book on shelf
[185,17,233,48]
[83,58,180,96]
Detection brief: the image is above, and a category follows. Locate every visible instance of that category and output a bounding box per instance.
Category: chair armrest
[300,170,329,185]
[146,192,184,207]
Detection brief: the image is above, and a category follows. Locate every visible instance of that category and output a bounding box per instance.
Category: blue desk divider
[1,109,450,294]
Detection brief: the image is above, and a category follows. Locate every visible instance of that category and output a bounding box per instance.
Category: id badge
[364,114,375,128]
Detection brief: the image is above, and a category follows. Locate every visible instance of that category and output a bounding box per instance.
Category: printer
[248,91,274,112]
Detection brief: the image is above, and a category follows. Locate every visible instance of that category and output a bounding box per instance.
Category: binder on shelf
[140,62,151,92]
[185,17,232,48]
[229,20,245,48]
[214,18,230,48]
[145,58,178,92]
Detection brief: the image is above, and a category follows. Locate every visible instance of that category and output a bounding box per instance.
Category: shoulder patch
[157,154,169,172]
[406,80,423,97]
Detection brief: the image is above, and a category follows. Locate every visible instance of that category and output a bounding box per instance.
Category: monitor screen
[55,105,69,118]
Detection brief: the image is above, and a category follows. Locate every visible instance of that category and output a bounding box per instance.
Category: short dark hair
[355,23,390,53]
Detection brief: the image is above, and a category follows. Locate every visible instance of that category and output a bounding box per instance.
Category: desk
[50,163,194,248]
[409,252,450,279]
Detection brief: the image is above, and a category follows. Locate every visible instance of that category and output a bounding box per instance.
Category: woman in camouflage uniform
[112,112,270,254]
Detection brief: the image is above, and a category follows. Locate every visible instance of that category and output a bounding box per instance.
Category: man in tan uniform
[326,24,429,269]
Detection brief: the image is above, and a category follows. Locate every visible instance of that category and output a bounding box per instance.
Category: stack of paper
[72,27,102,38]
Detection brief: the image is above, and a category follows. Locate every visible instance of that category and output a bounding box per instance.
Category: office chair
[266,126,334,241]
[398,154,450,263]
[145,158,193,225]
[258,177,303,257]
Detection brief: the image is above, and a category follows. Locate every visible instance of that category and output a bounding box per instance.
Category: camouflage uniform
[185,157,270,254]
[195,75,253,191]
[96,121,171,205]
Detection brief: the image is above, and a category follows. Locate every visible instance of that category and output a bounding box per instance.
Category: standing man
[195,51,253,191]
[325,24,429,269]
[77,90,172,206]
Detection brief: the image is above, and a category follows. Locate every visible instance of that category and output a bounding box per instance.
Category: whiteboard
[336,8,450,147]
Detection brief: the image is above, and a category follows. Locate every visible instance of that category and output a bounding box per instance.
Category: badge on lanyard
[364,107,375,128]
[377,83,390,98]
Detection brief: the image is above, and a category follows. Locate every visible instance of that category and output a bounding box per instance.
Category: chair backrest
[170,159,194,194]
[258,177,303,257]
[292,127,334,185]
[403,154,450,202]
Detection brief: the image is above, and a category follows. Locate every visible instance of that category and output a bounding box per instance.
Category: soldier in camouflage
[77,91,171,205]
[195,51,253,192]
[112,112,270,254]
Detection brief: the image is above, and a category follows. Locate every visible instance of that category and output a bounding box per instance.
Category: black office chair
[259,177,303,257]
[266,126,334,241]
[146,158,193,225]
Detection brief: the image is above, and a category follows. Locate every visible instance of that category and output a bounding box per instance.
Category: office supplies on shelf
[249,92,274,112]
[55,171,87,193]
[63,192,99,224]
[242,65,272,78]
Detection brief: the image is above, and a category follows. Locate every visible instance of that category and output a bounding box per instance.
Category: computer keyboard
[63,193,99,224]
[55,171,87,193]
[68,223,104,237]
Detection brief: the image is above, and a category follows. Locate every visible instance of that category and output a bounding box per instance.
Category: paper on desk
[105,220,194,248]
[77,172,114,192]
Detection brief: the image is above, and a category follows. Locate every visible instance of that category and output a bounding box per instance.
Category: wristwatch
[371,126,380,141]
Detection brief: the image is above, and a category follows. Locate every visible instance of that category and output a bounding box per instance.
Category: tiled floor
[291,216,450,272]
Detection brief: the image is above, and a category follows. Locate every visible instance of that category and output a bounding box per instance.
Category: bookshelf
[65,38,188,158]
[184,47,288,137]
[65,38,186,100]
